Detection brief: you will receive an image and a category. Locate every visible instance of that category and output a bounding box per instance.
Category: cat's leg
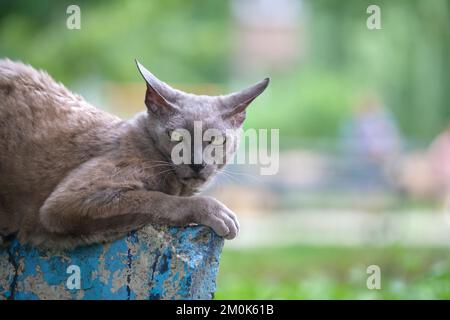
[40,189,239,248]
[36,158,238,248]
[39,189,238,248]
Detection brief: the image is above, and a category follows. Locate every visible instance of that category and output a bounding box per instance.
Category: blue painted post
[0,225,224,300]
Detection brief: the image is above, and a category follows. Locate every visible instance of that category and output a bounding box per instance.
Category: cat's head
[136,60,269,190]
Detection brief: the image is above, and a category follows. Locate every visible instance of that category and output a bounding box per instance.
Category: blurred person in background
[341,93,403,190]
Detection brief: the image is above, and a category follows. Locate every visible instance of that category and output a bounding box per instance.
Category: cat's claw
[192,196,240,240]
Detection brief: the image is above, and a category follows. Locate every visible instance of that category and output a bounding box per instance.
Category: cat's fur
[0,59,269,249]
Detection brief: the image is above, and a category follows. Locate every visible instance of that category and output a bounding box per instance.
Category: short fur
[0,59,268,248]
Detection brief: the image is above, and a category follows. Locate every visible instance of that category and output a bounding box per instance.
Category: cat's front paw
[191,196,240,240]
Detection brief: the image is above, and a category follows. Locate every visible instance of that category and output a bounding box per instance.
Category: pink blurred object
[428,128,450,193]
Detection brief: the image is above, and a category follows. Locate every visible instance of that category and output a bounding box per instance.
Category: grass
[215,246,450,299]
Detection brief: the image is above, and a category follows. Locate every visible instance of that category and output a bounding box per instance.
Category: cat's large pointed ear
[135,59,177,115]
[220,78,270,126]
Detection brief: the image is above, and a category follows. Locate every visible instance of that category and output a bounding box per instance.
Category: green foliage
[216,246,450,299]
[245,68,355,139]
[307,0,450,140]
[0,0,230,84]
[1,0,449,140]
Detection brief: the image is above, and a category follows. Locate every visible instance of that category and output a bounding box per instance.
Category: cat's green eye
[169,130,183,142]
[211,135,225,145]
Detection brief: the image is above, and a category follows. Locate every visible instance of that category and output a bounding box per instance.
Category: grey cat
[0,59,269,249]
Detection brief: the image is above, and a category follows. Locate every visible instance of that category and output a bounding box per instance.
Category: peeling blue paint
[0,225,224,300]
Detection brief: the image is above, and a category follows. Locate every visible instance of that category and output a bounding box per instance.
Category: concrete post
[0,225,223,300]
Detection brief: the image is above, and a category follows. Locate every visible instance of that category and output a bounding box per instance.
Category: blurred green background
[1,0,450,140]
[1,0,450,299]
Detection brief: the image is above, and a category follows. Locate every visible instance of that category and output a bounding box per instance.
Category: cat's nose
[189,163,206,173]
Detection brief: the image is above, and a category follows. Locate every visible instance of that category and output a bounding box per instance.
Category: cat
[0,59,269,249]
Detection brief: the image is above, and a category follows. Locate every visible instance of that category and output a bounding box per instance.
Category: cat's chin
[179,177,207,188]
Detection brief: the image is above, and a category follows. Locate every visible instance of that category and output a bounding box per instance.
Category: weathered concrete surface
[0,225,224,300]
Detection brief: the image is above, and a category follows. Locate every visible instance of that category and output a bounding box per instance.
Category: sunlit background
[1,0,450,299]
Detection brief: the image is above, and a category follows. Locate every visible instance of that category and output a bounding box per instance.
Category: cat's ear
[135,59,177,115]
[220,78,270,127]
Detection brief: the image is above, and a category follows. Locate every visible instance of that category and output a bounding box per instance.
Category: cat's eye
[169,130,183,142]
[210,135,225,145]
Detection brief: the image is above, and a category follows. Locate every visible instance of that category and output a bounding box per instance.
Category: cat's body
[0,59,268,248]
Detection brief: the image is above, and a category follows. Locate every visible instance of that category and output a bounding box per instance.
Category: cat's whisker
[221,168,262,183]
[140,163,173,170]
[147,168,175,181]
[109,163,172,179]
[218,170,240,184]
[216,171,231,183]
[144,160,172,165]
[138,160,172,168]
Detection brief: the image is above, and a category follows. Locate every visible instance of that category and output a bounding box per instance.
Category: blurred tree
[308,0,450,141]
[0,0,449,142]
[0,0,230,84]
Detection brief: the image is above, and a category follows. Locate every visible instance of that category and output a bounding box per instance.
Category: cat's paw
[191,196,240,240]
